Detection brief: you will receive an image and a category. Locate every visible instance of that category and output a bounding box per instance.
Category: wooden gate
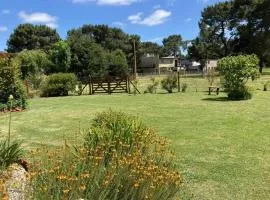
[89,76,130,95]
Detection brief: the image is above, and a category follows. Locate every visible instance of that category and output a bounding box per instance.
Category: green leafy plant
[145,77,159,94]
[161,74,177,93]
[41,73,77,97]
[29,110,182,199]
[217,54,259,100]
[0,140,23,170]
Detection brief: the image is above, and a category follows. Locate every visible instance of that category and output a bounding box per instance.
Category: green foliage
[0,140,23,170]
[67,33,107,77]
[7,24,60,53]
[0,58,27,109]
[144,77,159,94]
[141,42,162,55]
[161,74,177,93]
[106,49,128,76]
[48,41,71,73]
[0,103,7,112]
[16,49,51,79]
[29,110,181,199]
[41,73,77,97]
[217,54,259,100]
[162,35,182,56]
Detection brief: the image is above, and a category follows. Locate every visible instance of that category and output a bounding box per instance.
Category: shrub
[144,77,159,94]
[0,140,23,170]
[41,73,77,97]
[29,110,182,200]
[263,81,270,91]
[161,74,177,93]
[0,58,27,110]
[217,54,259,100]
[182,83,188,92]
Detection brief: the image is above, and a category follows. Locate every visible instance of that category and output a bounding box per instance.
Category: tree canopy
[7,24,60,53]
[188,0,270,72]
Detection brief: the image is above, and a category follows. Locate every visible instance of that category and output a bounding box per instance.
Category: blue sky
[0,0,224,51]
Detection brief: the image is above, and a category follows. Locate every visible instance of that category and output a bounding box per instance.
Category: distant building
[140,54,178,74]
[206,60,217,70]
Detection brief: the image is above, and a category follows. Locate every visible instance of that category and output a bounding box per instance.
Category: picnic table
[208,86,220,95]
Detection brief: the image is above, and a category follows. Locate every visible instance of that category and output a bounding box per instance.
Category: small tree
[17,49,51,79]
[0,57,27,109]
[217,54,259,100]
[161,74,177,93]
[48,41,71,73]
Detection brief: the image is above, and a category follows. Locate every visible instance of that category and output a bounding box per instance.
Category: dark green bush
[0,58,27,110]
[41,73,77,97]
[161,74,177,93]
[228,86,252,100]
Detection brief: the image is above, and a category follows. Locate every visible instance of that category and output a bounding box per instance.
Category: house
[140,54,178,74]
[205,60,217,71]
[140,54,159,73]
[179,58,201,71]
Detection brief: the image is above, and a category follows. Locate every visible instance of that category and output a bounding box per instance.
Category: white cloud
[18,11,58,28]
[72,0,140,6]
[128,12,143,24]
[1,9,10,15]
[112,21,126,29]
[128,9,171,26]
[185,17,192,22]
[0,26,8,32]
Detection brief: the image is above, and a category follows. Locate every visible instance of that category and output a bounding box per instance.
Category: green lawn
[0,76,270,199]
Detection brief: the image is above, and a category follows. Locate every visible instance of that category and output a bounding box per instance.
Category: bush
[0,58,27,110]
[263,81,270,91]
[0,140,23,170]
[144,77,159,94]
[29,110,182,200]
[217,54,259,100]
[161,74,177,93]
[182,83,188,92]
[41,73,77,97]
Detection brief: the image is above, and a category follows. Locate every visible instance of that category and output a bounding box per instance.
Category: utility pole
[133,39,137,79]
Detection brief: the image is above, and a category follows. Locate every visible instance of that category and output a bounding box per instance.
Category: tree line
[6,24,182,79]
[188,0,270,72]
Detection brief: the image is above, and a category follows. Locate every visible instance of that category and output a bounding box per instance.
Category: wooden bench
[208,86,220,95]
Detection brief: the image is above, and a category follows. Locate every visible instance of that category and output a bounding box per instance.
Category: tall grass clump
[161,74,177,93]
[29,110,182,200]
[144,77,159,94]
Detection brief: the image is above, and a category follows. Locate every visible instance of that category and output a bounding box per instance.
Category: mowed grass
[0,75,270,199]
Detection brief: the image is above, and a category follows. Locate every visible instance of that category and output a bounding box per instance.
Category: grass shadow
[202,96,229,102]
